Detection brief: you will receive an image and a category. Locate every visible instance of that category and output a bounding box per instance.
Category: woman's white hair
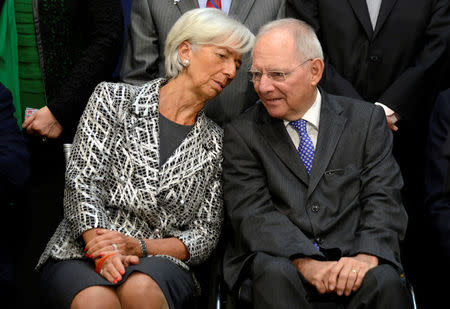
[164,8,255,79]
[254,18,324,62]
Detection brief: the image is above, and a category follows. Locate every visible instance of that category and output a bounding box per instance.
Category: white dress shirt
[366,0,382,29]
[284,90,322,149]
[198,0,232,14]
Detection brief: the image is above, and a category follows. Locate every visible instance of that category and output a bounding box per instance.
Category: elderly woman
[37,8,254,309]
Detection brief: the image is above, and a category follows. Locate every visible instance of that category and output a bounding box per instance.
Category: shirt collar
[284,89,322,130]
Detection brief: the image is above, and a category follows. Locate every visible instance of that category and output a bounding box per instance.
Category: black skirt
[40,256,196,309]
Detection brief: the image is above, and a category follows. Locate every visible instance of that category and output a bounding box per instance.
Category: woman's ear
[178,41,192,64]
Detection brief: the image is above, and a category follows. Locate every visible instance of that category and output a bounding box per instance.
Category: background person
[120,0,286,126]
[0,81,30,303]
[424,88,450,307]
[37,8,254,309]
[0,0,124,307]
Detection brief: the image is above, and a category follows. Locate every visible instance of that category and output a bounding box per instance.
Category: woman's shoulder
[95,79,162,94]
[197,113,224,154]
[95,78,164,92]
[91,79,166,112]
[200,113,223,136]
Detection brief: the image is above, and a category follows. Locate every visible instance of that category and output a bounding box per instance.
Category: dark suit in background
[286,0,449,120]
[0,82,30,303]
[424,89,450,305]
[286,1,450,306]
[120,0,286,126]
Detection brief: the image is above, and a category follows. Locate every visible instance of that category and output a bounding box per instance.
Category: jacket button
[368,55,381,63]
[315,237,323,245]
[311,203,320,213]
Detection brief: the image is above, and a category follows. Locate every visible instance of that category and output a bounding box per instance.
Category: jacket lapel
[347,0,374,39]
[125,79,165,200]
[159,112,215,185]
[373,0,398,38]
[228,0,254,23]
[307,92,346,198]
[258,108,309,186]
[175,0,199,15]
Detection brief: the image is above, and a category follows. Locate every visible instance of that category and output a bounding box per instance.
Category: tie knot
[206,0,222,9]
[290,119,308,134]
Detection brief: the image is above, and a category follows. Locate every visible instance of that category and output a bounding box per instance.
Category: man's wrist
[355,253,379,267]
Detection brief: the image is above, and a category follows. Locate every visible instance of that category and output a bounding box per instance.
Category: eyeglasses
[248,59,312,83]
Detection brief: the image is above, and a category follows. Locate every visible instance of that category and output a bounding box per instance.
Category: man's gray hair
[164,8,255,79]
[254,18,324,62]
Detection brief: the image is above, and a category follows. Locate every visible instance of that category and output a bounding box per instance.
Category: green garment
[15,0,46,121]
[0,0,21,126]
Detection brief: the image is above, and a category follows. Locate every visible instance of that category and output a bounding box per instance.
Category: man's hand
[22,106,63,138]
[386,114,399,132]
[375,102,399,132]
[327,254,378,296]
[292,257,337,294]
[293,254,378,296]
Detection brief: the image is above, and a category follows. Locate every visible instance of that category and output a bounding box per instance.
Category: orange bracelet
[95,253,116,274]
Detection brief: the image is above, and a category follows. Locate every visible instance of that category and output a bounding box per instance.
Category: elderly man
[222,19,412,308]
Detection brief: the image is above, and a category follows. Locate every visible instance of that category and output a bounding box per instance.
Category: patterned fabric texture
[290,119,315,174]
[37,78,224,271]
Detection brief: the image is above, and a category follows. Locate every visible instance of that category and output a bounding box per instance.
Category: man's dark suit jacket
[222,90,408,290]
[286,0,450,122]
[425,89,450,259]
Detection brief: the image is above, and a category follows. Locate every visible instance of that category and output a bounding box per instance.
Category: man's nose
[257,74,275,92]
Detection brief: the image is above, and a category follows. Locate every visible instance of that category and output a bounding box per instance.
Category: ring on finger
[351,269,358,274]
[112,243,118,251]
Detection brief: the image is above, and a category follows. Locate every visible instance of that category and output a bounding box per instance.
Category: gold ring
[352,269,358,274]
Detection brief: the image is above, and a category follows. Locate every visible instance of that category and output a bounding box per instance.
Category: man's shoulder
[226,101,267,127]
[323,91,382,120]
[434,89,450,115]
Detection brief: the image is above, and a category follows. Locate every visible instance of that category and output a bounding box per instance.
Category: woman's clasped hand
[85,229,141,283]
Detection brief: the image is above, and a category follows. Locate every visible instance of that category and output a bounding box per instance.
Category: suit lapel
[373,0,398,38]
[228,0,255,23]
[159,112,213,186]
[307,92,346,198]
[258,108,309,186]
[347,0,374,39]
[175,0,199,15]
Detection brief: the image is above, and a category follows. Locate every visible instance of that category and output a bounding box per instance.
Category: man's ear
[178,41,192,63]
[309,58,324,87]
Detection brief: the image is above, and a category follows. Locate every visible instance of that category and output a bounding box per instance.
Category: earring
[182,59,190,67]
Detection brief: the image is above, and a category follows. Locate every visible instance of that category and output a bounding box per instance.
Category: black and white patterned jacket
[38,78,224,270]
